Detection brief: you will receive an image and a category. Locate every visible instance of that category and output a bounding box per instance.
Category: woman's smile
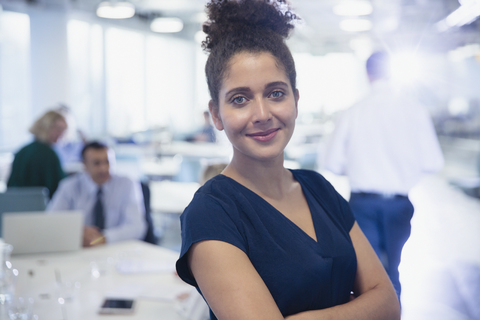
[246,128,280,142]
[211,51,299,163]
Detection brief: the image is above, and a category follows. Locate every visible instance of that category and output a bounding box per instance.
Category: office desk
[9,241,197,320]
[150,181,200,214]
[157,142,231,159]
[141,157,182,180]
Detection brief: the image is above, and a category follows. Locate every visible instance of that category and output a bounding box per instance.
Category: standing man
[48,141,146,247]
[324,51,444,299]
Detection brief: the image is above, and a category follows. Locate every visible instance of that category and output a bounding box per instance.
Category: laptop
[0,187,49,237]
[2,211,83,255]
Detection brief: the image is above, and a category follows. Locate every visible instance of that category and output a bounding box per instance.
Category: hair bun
[202,0,299,51]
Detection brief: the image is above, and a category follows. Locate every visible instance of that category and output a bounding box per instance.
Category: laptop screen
[2,211,83,255]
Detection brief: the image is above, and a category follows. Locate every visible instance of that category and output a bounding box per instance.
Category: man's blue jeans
[349,192,414,299]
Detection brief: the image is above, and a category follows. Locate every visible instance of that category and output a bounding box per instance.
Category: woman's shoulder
[187,174,239,209]
[14,141,55,159]
[30,141,57,156]
[14,141,36,153]
[182,173,259,226]
[291,169,330,187]
[180,175,248,247]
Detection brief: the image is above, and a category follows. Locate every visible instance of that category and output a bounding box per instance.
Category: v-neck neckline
[218,171,319,244]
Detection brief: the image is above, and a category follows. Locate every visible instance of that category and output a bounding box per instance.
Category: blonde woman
[8,110,67,198]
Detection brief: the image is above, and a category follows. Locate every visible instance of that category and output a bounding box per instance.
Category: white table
[141,157,182,180]
[8,241,205,320]
[149,181,200,214]
[156,142,231,159]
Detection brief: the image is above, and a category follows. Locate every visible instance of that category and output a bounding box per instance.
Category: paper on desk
[105,284,194,301]
[116,259,176,274]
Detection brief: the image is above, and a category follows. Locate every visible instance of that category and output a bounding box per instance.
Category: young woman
[175,1,401,319]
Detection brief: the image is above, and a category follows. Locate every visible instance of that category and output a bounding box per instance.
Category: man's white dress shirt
[47,172,146,243]
[324,80,444,195]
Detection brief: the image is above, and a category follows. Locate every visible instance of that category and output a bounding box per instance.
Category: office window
[146,35,196,132]
[105,27,146,136]
[0,11,31,150]
[67,20,105,136]
[68,19,196,138]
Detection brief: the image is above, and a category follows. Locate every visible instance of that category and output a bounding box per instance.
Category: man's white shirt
[47,172,146,243]
[324,80,444,195]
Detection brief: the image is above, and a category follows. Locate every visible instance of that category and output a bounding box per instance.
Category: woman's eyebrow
[224,87,250,98]
[265,81,289,90]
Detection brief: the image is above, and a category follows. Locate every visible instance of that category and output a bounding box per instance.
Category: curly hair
[202,0,300,108]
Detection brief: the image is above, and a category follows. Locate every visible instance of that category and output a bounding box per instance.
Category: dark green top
[7,141,65,198]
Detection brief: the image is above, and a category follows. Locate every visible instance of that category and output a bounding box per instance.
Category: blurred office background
[0,0,479,319]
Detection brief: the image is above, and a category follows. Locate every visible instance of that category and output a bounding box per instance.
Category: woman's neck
[223,152,294,201]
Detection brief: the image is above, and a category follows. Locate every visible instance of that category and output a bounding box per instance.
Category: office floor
[401,174,480,320]
[398,137,480,320]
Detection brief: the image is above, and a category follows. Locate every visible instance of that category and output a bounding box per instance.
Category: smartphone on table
[98,298,136,314]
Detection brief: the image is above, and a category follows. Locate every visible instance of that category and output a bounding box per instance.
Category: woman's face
[47,119,67,144]
[210,52,299,164]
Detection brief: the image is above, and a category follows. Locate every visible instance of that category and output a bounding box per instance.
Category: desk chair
[0,187,49,236]
[140,182,158,245]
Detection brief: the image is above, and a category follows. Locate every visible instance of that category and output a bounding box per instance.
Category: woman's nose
[252,99,271,123]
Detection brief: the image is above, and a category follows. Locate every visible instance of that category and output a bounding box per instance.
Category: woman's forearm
[285,283,400,320]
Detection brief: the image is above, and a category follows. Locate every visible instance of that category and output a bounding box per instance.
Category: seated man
[48,141,146,247]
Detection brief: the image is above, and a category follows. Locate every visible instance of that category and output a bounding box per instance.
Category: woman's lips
[247,128,280,142]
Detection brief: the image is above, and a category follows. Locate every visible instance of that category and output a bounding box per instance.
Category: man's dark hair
[81,141,108,160]
[366,51,390,80]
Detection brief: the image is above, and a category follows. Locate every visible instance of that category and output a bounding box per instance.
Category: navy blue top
[176,169,357,319]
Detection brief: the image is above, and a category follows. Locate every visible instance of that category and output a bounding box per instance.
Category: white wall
[0,5,198,151]
[30,8,69,117]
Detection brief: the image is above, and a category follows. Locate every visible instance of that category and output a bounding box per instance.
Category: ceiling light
[340,19,372,32]
[96,1,135,19]
[436,0,480,31]
[150,17,184,33]
[333,1,373,16]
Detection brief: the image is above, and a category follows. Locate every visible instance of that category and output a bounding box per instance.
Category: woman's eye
[232,96,247,104]
[270,91,284,98]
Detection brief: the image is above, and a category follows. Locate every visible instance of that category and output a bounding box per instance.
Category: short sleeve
[335,187,355,232]
[176,191,247,287]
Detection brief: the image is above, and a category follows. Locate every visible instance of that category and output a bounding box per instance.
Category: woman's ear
[209,101,224,131]
[294,89,300,119]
